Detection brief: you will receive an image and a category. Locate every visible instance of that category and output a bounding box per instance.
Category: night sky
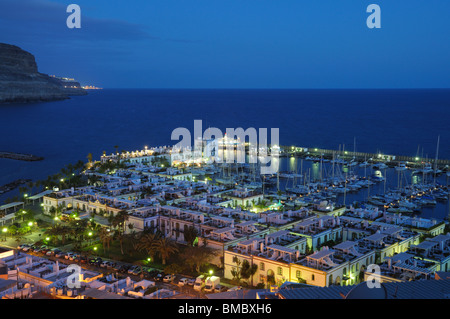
[1,0,449,88]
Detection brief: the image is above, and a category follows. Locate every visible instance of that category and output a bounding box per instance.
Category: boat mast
[433,135,440,186]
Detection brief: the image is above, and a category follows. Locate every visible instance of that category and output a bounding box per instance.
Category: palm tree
[240,259,258,287]
[27,181,34,195]
[136,233,160,260]
[153,237,179,265]
[112,210,129,234]
[44,224,62,244]
[59,225,72,245]
[35,180,42,193]
[113,229,126,255]
[111,210,129,254]
[98,228,112,253]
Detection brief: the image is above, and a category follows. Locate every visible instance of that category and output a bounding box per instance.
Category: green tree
[183,226,198,246]
[180,245,217,274]
[230,256,242,284]
[136,233,161,261]
[98,228,112,253]
[164,263,183,275]
[240,259,258,287]
[153,237,179,265]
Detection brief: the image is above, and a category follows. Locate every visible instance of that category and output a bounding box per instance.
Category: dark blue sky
[1,0,449,88]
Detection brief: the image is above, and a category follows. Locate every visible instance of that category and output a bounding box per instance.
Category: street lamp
[209,270,213,276]
[2,227,7,240]
[28,222,33,227]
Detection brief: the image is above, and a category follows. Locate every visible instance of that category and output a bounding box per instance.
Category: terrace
[379,252,437,281]
[293,215,340,236]
[297,248,341,271]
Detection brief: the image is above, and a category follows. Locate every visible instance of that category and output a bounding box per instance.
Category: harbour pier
[0,152,44,162]
[279,146,450,169]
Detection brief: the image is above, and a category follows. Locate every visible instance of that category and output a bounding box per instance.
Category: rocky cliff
[0,43,87,103]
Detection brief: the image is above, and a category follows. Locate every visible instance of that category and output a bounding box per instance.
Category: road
[12,247,208,299]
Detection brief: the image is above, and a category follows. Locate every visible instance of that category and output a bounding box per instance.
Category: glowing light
[2,228,7,233]
[28,222,33,227]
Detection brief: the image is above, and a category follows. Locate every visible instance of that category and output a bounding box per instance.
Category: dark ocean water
[1,89,449,214]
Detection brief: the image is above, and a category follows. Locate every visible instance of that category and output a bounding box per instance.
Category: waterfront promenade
[279,145,450,169]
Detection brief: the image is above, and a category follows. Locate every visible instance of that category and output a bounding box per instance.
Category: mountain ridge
[0,43,87,103]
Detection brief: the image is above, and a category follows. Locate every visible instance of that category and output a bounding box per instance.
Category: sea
[1,89,449,219]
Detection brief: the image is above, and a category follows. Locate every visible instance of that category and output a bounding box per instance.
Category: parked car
[65,252,74,260]
[163,274,175,283]
[204,276,220,293]
[127,265,138,274]
[214,285,227,293]
[131,267,143,276]
[21,245,31,252]
[228,286,242,292]
[47,248,61,256]
[54,251,65,258]
[193,275,205,291]
[69,253,79,261]
[107,262,117,269]
[78,256,88,264]
[178,278,189,287]
[119,265,131,273]
[112,263,121,272]
[89,257,102,266]
[187,278,196,286]
[145,269,159,279]
[154,272,166,282]
[34,247,44,254]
